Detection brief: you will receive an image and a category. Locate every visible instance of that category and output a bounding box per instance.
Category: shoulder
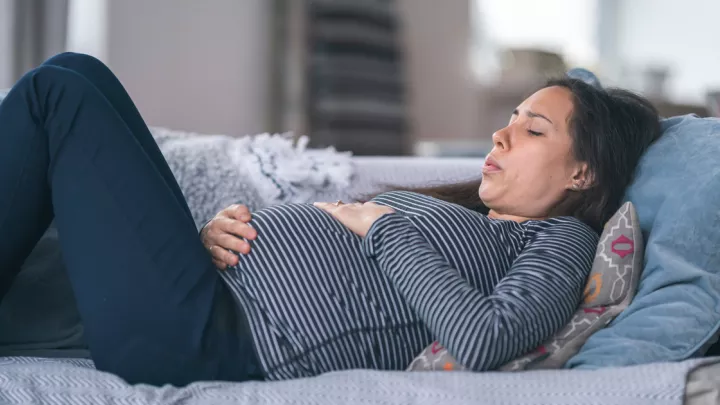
[523,217,599,254]
[525,216,598,238]
[511,218,598,283]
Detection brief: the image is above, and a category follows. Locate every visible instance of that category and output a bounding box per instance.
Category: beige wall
[0,0,14,88]
[64,0,480,145]
[74,0,272,136]
[397,0,479,142]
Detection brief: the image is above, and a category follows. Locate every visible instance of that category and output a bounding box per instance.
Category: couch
[0,145,719,404]
[1,85,720,403]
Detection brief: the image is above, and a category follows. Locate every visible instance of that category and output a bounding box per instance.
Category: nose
[492,126,510,151]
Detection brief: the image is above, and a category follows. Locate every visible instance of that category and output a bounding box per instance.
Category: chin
[478,184,495,203]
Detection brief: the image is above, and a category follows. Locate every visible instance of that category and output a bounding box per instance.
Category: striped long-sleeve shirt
[220,191,598,380]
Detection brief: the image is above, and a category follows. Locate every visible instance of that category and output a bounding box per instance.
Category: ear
[568,162,593,191]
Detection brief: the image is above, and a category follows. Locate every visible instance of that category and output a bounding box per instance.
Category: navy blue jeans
[0,53,260,386]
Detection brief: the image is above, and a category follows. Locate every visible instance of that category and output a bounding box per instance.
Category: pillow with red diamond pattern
[407,201,644,371]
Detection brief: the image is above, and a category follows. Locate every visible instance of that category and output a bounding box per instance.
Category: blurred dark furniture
[270,0,410,155]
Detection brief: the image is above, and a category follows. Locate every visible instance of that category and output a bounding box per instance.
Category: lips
[482,155,502,174]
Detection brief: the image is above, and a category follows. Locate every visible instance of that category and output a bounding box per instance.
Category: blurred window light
[471,0,598,80]
[66,0,108,61]
[615,0,720,105]
[0,0,14,88]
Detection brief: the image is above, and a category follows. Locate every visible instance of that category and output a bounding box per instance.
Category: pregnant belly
[219,203,430,374]
[221,204,397,345]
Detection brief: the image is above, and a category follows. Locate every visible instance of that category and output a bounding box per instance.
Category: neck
[487,210,547,223]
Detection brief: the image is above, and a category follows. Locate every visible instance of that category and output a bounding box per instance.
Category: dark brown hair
[362,78,662,232]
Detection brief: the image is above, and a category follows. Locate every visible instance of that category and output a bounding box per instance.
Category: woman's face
[479,86,589,221]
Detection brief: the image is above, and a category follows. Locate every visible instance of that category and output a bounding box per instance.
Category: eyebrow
[512,109,554,126]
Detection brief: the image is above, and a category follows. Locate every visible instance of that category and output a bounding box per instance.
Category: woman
[0,53,661,386]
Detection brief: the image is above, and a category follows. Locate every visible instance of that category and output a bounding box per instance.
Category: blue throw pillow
[567,114,720,368]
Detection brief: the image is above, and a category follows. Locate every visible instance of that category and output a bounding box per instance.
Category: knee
[26,64,87,85]
[16,65,94,104]
[43,52,107,71]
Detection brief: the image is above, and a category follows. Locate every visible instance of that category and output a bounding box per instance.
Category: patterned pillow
[407,201,643,371]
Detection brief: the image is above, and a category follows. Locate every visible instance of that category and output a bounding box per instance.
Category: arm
[362,213,597,371]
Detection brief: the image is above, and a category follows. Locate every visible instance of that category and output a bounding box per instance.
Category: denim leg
[0,64,248,386]
[40,52,195,225]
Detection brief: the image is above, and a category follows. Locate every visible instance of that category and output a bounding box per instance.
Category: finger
[204,226,252,254]
[313,202,340,213]
[215,233,251,254]
[215,217,256,239]
[324,203,358,222]
[335,203,359,212]
[218,205,238,219]
[222,204,241,213]
[200,223,212,244]
[230,204,252,222]
[215,217,255,239]
[313,202,330,211]
[230,221,257,240]
[221,204,248,221]
[222,249,241,266]
[214,217,235,232]
[211,245,240,266]
[212,258,228,270]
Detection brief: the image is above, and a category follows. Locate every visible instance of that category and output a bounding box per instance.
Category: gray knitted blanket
[151,127,353,228]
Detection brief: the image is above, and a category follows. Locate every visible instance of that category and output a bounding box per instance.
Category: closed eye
[528,130,543,136]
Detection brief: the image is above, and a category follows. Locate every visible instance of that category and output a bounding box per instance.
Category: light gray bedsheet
[0,356,718,405]
[685,361,720,405]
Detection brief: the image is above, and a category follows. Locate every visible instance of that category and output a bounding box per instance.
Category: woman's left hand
[313,201,396,237]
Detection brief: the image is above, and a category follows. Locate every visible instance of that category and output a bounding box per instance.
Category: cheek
[520,149,569,181]
[511,157,569,196]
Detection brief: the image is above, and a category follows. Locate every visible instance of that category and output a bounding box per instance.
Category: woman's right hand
[200,204,257,269]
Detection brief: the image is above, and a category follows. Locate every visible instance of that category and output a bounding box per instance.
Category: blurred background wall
[1,0,719,157]
[73,0,272,137]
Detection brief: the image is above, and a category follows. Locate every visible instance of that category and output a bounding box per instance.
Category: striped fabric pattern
[220,191,598,380]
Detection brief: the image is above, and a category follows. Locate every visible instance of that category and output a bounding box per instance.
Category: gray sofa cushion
[0,224,88,358]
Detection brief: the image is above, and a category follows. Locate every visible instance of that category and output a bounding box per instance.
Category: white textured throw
[151,128,353,228]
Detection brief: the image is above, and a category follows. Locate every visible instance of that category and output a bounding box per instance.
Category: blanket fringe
[150,127,353,207]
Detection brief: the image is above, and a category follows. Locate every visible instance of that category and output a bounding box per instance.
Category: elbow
[452,312,550,372]
[452,318,517,372]
[460,330,542,372]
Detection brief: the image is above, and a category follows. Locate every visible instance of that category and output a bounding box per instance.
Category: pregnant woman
[0,53,661,386]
